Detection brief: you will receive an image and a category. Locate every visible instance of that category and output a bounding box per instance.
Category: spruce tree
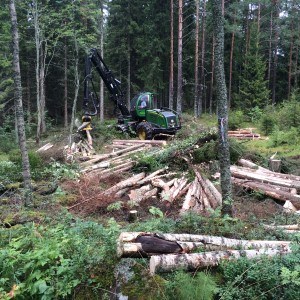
[239,24,270,111]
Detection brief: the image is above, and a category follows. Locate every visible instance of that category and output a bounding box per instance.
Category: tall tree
[9,0,32,204]
[194,0,200,117]
[212,0,232,216]
[177,0,183,114]
[169,0,174,110]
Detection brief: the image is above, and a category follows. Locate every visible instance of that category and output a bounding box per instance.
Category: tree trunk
[169,0,174,110]
[199,0,206,116]
[194,0,199,118]
[99,2,104,122]
[212,0,232,216]
[64,37,68,128]
[176,0,183,114]
[228,12,236,107]
[9,0,32,204]
[209,35,215,115]
[271,0,280,105]
[149,248,290,274]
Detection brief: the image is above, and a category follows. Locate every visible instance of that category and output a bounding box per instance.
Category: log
[83,160,133,174]
[118,241,205,257]
[112,139,167,146]
[118,232,291,251]
[263,224,299,230]
[230,166,300,190]
[233,164,300,182]
[238,159,271,173]
[103,172,146,196]
[128,184,152,202]
[149,248,290,274]
[193,167,222,208]
[231,177,300,209]
[269,159,281,172]
[81,143,145,167]
[180,179,198,213]
[128,210,138,222]
[169,177,188,202]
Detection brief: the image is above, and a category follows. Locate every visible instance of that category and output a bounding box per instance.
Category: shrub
[0,219,120,299]
[165,271,218,300]
[270,127,300,146]
[260,113,277,135]
[228,110,245,130]
[219,243,300,300]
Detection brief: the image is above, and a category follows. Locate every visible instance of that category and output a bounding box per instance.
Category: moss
[121,262,166,299]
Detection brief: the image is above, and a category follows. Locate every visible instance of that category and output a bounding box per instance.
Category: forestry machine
[81,48,181,140]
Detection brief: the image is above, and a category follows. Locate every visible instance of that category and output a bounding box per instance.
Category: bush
[0,219,120,299]
[165,271,218,300]
[219,244,300,300]
[270,127,300,146]
[228,110,245,130]
[276,97,300,130]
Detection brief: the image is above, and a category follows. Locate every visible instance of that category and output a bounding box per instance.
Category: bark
[112,139,167,146]
[209,35,215,114]
[169,0,174,110]
[149,248,290,274]
[64,37,68,128]
[176,0,183,114]
[212,0,232,216]
[103,172,146,196]
[194,0,200,117]
[99,2,104,121]
[230,166,300,189]
[199,0,206,116]
[271,0,280,105]
[231,177,300,209]
[9,0,32,204]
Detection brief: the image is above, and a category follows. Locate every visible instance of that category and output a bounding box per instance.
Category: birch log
[149,248,291,274]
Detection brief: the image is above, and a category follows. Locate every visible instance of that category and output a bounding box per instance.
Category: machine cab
[130,92,156,119]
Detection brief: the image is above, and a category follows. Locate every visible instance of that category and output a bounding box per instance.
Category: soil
[60,171,287,224]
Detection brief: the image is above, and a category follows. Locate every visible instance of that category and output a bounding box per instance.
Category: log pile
[117,232,291,274]
[226,159,300,211]
[228,128,261,140]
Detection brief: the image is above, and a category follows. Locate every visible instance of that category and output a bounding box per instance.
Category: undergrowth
[0,218,120,299]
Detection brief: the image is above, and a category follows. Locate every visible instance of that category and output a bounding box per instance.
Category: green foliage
[193,141,218,163]
[0,219,120,299]
[165,271,218,300]
[247,106,264,122]
[219,243,300,300]
[270,127,300,147]
[0,161,20,188]
[276,97,300,130]
[107,201,123,212]
[149,206,164,218]
[41,161,79,181]
[260,113,277,135]
[228,110,245,130]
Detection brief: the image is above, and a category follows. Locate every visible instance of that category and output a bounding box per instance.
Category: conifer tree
[239,24,270,110]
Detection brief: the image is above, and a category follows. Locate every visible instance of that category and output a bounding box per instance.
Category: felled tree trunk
[232,177,300,209]
[149,248,291,274]
[117,232,290,257]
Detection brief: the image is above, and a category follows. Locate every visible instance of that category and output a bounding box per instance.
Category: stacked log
[117,232,291,274]
[180,166,222,214]
[228,159,300,210]
[228,128,261,140]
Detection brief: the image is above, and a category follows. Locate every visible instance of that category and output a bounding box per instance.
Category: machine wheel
[136,122,153,140]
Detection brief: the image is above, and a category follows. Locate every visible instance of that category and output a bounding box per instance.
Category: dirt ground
[61,171,285,224]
